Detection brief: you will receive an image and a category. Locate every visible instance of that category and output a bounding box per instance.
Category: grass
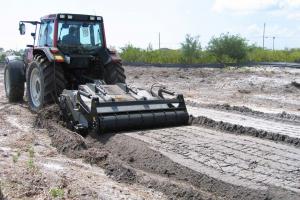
[27,159,35,169]
[27,146,36,169]
[12,151,21,163]
[28,147,34,158]
[49,188,64,198]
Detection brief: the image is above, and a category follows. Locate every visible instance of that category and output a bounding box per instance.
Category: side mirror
[19,23,26,35]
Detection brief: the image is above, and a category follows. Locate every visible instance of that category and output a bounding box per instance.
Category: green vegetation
[49,188,64,198]
[12,151,21,163]
[207,33,248,63]
[1,33,300,64]
[120,34,300,64]
[180,34,201,64]
[27,146,35,169]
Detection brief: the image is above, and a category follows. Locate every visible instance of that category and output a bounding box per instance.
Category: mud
[35,106,216,199]
[190,115,300,147]
[33,104,300,200]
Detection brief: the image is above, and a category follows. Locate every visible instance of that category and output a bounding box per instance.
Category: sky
[1,0,300,50]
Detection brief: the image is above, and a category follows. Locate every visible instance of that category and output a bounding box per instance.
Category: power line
[262,24,265,48]
[158,32,161,50]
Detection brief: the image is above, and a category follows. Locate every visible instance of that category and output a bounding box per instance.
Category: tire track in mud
[187,106,300,147]
[127,126,300,196]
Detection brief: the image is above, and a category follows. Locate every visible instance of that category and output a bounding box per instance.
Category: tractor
[4,13,189,133]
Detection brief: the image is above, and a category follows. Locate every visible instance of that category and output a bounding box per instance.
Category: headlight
[60,14,65,19]
[67,15,73,19]
[90,16,95,20]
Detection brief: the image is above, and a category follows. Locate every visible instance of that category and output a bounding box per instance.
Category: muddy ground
[0,64,300,200]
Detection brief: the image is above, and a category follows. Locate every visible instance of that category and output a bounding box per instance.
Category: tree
[207,33,248,63]
[181,34,201,64]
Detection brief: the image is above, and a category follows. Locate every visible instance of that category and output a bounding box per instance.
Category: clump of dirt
[291,81,300,88]
[105,160,137,183]
[190,115,300,147]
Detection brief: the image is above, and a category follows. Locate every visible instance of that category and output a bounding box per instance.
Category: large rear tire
[104,62,126,84]
[26,55,66,112]
[4,60,25,102]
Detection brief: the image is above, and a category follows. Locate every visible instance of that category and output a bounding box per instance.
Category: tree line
[1,33,300,64]
[120,33,300,64]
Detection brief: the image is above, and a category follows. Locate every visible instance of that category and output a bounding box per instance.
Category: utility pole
[263,23,266,50]
[272,36,275,51]
[158,32,161,50]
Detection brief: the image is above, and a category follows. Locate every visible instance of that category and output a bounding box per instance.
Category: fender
[108,49,122,64]
[5,55,23,64]
[33,47,55,62]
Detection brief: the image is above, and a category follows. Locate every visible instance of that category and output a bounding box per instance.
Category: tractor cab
[19,14,107,63]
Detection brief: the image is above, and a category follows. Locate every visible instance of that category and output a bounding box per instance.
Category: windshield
[57,20,103,53]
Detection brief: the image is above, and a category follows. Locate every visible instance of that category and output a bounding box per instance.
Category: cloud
[212,0,300,15]
[244,24,296,38]
[287,12,300,20]
[212,0,282,14]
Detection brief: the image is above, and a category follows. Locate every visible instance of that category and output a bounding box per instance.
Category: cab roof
[40,13,103,22]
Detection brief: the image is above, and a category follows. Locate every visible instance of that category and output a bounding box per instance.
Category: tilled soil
[35,106,300,200]
[1,65,300,199]
[187,101,300,123]
[188,106,300,147]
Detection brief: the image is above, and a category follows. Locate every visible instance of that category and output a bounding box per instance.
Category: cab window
[38,21,54,47]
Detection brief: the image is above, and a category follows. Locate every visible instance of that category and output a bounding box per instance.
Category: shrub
[207,33,248,63]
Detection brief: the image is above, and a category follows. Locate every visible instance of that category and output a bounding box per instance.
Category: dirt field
[0,64,300,200]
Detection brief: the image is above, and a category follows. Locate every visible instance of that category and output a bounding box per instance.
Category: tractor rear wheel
[4,60,25,102]
[104,62,126,84]
[26,55,66,112]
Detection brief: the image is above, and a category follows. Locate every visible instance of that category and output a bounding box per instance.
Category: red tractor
[4,13,188,133]
[5,13,125,111]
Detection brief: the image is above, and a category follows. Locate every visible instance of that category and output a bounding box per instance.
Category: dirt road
[0,65,300,199]
[126,66,300,114]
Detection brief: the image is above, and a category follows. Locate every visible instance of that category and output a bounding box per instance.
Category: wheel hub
[30,68,42,107]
